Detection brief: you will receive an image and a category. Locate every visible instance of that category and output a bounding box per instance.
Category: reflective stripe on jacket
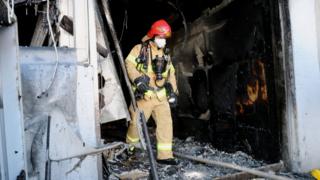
[125,37,178,101]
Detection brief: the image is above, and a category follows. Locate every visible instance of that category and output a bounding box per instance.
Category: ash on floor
[105,137,267,179]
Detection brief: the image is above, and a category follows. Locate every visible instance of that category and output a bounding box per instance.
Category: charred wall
[102,0,283,163]
[172,0,281,162]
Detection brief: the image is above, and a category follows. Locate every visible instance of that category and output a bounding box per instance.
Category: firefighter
[125,19,179,165]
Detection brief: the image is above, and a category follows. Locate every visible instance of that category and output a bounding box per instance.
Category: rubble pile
[105,137,266,179]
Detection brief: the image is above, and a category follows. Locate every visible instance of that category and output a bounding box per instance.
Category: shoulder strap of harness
[136,41,150,71]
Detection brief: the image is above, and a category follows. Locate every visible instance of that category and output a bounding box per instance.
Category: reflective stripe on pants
[126,98,173,159]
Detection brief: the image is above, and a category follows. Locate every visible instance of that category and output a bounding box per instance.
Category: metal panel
[20,47,77,123]
[95,12,129,123]
[74,1,101,178]
[288,0,320,172]
[0,23,27,180]
[99,55,130,123]
[0,73,2,108]
[19,44,104,179]
[0,108,8,180]
[19,47,78,179]
[316,0,320,70]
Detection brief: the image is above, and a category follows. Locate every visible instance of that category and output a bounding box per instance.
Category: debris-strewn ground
[278,172,314,180]
[105,137,270,179]
[103,136,315,180]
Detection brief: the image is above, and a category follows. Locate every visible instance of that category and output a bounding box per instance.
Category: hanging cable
[168,1,188,48]
[38,0,59,98]
[118,9,127,43]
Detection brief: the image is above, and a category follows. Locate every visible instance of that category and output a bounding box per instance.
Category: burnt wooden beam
[215,162,284,180]
[174,152,290,180]
[14,0,45,4]
[30,6,48,46]
[59,15,109,58]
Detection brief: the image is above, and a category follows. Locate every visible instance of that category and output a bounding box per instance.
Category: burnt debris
[104,137,266,180]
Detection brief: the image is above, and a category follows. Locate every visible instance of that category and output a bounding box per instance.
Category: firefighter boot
[127,144,136,156]
[157,158,179,165]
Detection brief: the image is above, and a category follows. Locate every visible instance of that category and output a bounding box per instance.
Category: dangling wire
[167,1,188,48]
[38,0,59,98]
[118,9,127,44]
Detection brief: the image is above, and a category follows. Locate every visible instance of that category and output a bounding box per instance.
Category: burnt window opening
[15,2,59,46]
[102,0,284,164]
[98,73,106,109]
[190,69,209,116]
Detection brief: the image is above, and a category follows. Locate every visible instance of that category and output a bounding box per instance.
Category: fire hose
[100,0,159,179]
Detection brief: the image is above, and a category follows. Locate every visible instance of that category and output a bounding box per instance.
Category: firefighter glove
[134,75,150,93]
[165,82,178,107]
[168,93,178,108]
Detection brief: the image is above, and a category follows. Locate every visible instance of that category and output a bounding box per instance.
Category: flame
[236,60,269,115]
[256,60,268,101]
[245,79,259,105]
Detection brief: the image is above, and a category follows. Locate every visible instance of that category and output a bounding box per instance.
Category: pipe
[139,111,159,180]
[45,116,51,180]
[174,152,292,180]
[215,162,284,180]
[50,142,125,161]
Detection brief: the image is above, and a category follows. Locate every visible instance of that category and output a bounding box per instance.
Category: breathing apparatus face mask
[154,37,166,49]
[152,55,167,80]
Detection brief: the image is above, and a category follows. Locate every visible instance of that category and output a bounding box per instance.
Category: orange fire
[236,60,268,115]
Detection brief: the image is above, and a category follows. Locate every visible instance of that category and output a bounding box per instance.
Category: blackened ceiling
[108,0,223,54]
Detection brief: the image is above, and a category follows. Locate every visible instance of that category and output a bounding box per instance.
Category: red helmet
[147,19,172,39]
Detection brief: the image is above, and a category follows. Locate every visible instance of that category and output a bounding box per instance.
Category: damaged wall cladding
[172,0,280,162]
[95,13,130,124]
[20,47,79,179]
[286,0,320,172]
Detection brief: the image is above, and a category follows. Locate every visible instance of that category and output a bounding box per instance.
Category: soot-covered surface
[101,124,313,180]
[105,137,265,179]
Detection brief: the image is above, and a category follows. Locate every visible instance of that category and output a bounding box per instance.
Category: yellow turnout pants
[126,98,173,160]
